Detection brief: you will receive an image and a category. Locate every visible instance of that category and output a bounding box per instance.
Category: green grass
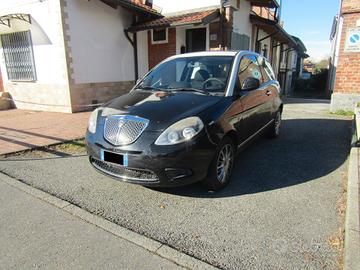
[1,138,86,159]
[51,138,86,154]
[330,110,354,117]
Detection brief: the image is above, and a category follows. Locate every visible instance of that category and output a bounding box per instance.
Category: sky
[281,0,340,61]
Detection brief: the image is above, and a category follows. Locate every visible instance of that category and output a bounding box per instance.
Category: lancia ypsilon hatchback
[86,51,283,190]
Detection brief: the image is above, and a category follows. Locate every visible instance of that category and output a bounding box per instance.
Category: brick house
[130,0,307,95]
[0,0,307,113]
[329,0,360,111]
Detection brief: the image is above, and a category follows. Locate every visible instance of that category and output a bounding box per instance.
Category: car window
[257,56,276,82]
[238,54,263,89]
[138,56,234,94]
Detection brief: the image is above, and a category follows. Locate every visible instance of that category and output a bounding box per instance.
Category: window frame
[0,30,37,82]
[151,28,168,44]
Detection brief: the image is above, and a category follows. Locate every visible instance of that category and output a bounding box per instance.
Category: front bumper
[86,130,217,187]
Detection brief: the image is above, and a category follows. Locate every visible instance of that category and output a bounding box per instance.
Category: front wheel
[267,111,282,139]
[202,137,235,191]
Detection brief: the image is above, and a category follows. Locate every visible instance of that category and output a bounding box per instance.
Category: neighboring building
[0,0,161,113]
[131,0,308,96]
[329,0,360,111]
[0,0,307,113]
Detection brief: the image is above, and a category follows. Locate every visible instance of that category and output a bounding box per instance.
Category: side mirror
[241,77,260,91]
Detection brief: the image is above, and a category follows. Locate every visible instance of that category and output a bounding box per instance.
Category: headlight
[88,108,99,134]
[155,117,204,145]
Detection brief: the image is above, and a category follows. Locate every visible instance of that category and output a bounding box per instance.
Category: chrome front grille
[104,115,149,146]
[91,158,159,182]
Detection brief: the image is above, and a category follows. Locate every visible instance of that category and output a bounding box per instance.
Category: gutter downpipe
[125,17,139,81]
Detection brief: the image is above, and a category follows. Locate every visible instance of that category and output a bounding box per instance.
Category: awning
[100,0,163,18]
[291,35,309,58]
[0,13,50,45]
[127,8,220,32]
[250,13,297,48]
[0,13,31,28]
[250,0,279,8]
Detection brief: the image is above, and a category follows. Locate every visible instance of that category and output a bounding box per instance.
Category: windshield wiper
[136,86,159,91]
[167,88,210,96]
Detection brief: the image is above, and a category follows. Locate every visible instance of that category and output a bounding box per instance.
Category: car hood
[100,90,223,131]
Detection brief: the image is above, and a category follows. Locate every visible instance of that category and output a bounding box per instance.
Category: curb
[0,173,219,270]
[344,117,360,270]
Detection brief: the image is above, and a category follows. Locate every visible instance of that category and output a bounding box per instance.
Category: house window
[151,28,168,44]
[1,30,36,81]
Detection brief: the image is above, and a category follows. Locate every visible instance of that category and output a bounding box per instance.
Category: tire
[267,110,282,139]
[202,137,235,191]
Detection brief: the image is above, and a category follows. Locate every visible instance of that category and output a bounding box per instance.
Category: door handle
[266,90,272,96]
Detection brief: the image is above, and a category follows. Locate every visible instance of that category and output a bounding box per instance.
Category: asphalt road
[0,99,352,269]
[0,180,182,270]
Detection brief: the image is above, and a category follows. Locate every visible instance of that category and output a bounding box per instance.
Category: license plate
[100,150,128,167]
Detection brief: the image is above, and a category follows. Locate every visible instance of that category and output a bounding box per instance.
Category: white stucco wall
[65,0,135,84]
[0,0,69,85]
[257,28,272,60]
[232,0,252,41]
[0,0,72,112]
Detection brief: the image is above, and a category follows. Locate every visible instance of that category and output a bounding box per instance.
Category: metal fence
[0,30,36,81]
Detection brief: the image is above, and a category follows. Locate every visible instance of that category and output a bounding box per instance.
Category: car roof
[167,50,262,60]
[168,51,239,59]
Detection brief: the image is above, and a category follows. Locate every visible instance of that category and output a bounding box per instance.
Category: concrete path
[0,98,352,269]
[0,178,183,270]
[0,109,90,155]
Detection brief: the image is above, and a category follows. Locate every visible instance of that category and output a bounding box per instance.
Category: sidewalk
[0,109,90,155]
[0,177,182,270]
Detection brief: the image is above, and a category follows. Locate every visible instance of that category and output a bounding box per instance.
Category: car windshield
[136,56,234,95]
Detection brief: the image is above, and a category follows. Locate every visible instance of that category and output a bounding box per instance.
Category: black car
[86,51,283,190]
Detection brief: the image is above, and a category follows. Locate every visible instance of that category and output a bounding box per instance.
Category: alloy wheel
[216,144,234,183]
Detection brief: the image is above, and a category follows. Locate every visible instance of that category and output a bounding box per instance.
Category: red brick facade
[147,28,176,69]
[334,0,360,94]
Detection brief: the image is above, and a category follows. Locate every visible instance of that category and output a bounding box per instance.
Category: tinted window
[238,54,263,88]
[257,56,276,82]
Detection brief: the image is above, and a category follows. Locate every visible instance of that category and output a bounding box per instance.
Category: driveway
[0,99,351,269]
[0,109,90,155]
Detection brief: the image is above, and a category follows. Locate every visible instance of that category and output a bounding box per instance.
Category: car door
[235,54,268,140]
[257,56,280,124]
[225,54,265,144]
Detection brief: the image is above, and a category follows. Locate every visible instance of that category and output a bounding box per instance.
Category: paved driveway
[0,109,90,155]
[0,99,351,269]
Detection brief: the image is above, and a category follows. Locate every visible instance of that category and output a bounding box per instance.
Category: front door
[186,28,206,53]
